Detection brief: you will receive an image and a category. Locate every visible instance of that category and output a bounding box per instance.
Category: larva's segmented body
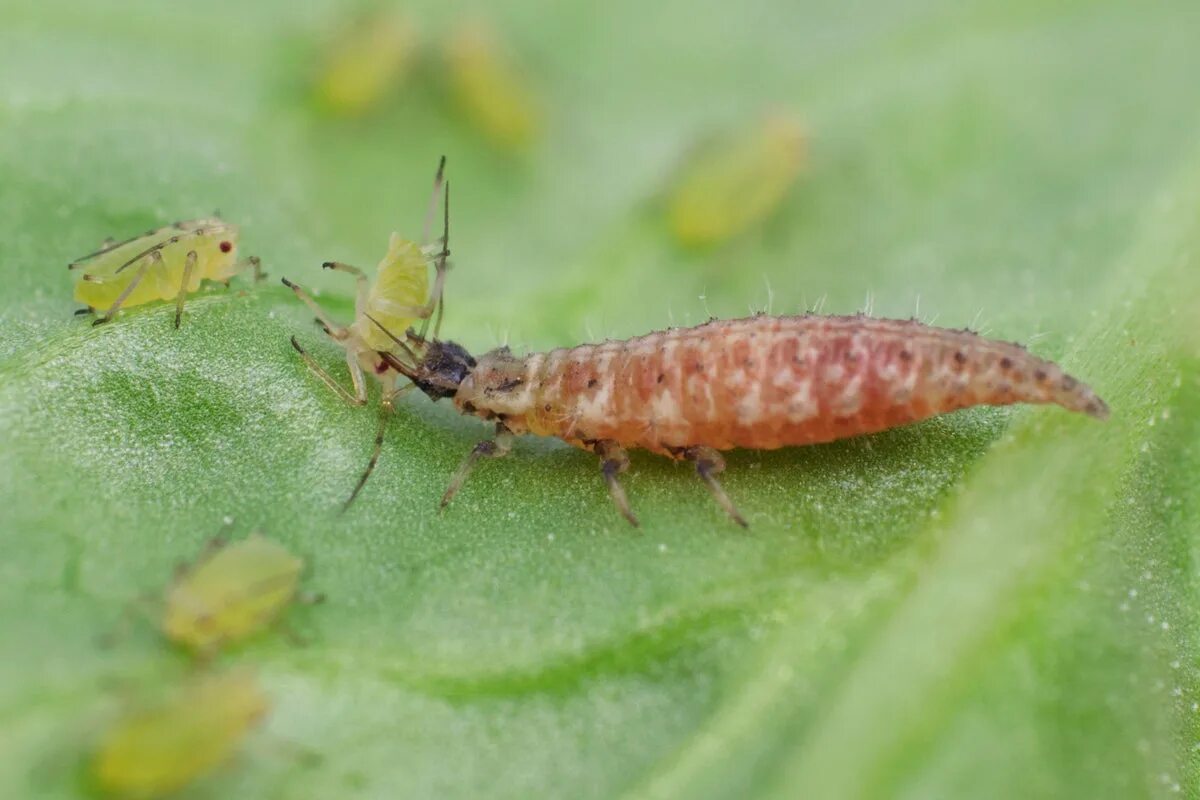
[456,314,1107,457]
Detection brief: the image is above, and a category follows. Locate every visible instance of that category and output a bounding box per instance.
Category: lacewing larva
[667,113,806,248]
[161,532,319,655]
[69,217,262,328]
[90,669,267,798]
[282,157,450,507]
[444,20,541,152]
[358,269,1108,526]
[312,9,417,116]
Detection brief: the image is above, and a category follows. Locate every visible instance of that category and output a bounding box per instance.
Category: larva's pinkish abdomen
[455,314,1108,455]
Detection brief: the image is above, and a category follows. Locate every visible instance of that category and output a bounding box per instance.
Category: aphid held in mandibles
[162,532,320,655]
[365,295,1108,527]
[91,669,267,798]
[69,217,262,328]
[667,113,806,248]
[282,156,451,508]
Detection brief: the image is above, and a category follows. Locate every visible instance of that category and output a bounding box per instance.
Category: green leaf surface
[2,1,1198,797]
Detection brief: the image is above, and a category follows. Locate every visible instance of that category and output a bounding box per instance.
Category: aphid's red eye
[219,241,233,253]
[375,360,390,375]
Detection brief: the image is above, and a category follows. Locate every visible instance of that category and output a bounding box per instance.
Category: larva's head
[369,314,475,400]
[407,339,476,400]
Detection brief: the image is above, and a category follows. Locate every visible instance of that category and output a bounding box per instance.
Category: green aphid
[667,113,807,248]
[91,669,267,798]
[162,533,318,654]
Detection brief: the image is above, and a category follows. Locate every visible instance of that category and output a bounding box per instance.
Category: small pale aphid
[162,532,316,654]
[91,669,267,798]
[282,157,450,507]
[358,261,1109,527]
[444,21,541,152]
[312,10,417,116]
[667,114,806,248]
[69,217,262,328]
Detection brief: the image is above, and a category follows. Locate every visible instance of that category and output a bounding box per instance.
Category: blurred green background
[1,0,1199,797]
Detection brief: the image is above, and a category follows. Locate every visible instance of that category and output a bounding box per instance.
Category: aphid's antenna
[421,179,451,341]
[365,313,420,368]
[421,156,447,246]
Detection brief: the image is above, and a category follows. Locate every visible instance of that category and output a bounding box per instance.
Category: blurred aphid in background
[160,532,320,656]
[666,113,806,248]
[443,20,541,152]
[90,669,267,798]
[69,218,262,328]
[312,7,417,116]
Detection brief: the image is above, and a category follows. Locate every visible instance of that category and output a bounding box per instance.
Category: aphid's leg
[174,250,198,329]
[593,440,639,528]
[440,423,514,510]
[73,307,93,317]
[342,383,415,510]
[227,255,265,285]
[280,277,348,337]
[681,446,747,528]
[289,336,368,406]
[96,591,160,649]
[92,252,157,326]
[322,261,370,320]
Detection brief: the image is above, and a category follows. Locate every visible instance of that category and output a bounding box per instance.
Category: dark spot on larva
[1061,376,1078,391]
[657,373,665,383]
[743,359,755,368]
[899,349,912,361]
[792,355,805,366]
[543,404,551,412]
[692,362,704,373]
[999,356,1013,370]
[587,378,598,388]
[462,402,476,414]
[954,351,967,365]
[219,240,233,253]
[493,377,524,393]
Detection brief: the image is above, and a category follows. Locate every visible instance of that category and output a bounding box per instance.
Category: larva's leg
[594,440,639,528]
[92,252,157,326]
[280,277,348,338]
[173,250,198,329]
[322,261,370,320]
[289,336,367,406]
[683,446,747,528]
[440,423,513,510]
